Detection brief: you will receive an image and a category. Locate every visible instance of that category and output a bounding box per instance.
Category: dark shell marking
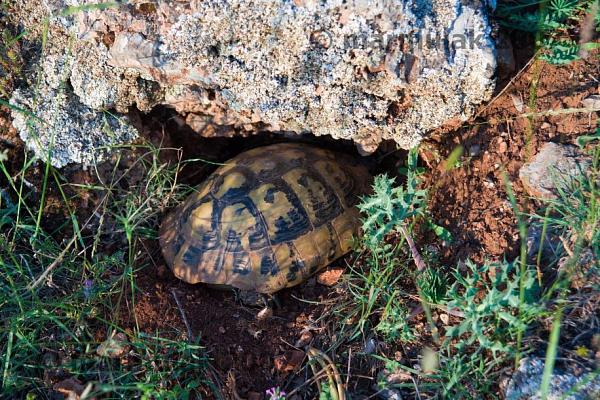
[159,143,372,293]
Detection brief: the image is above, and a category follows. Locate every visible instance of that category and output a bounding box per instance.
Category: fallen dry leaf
[295,330,313,347]
[53,378,85,400]
[274,350,305,373]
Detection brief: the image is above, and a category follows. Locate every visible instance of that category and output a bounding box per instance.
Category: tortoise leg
[262,293,281,309]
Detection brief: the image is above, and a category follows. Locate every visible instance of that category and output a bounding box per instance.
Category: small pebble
[257,307,273,321]
[295,331,313,347]
[510,93,524,112]
[469,144,481,157]
[363,338,377,354]
[498,141,508,153]
[440,313,450,325]
[582,94,600,110]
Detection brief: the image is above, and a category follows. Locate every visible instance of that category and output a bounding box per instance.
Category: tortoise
[159,142,372,294]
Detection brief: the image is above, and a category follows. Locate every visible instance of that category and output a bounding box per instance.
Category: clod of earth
[316,266,345,286]
[7,0,496,166]
[158,143,372,293]
[274,350,305,374]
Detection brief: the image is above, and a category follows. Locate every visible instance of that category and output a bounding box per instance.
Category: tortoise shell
[159,143,372,293]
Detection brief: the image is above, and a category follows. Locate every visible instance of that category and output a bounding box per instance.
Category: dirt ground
[1,32,598,399]
[422,52,599,265]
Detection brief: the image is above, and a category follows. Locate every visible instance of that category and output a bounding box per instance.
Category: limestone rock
[519,143,591,199]
[9,85,138,168]
[96,332,130,358]
[581,95,600,111]
[8,0,497,160]
[504,357,600,400]
[6,12,139,168]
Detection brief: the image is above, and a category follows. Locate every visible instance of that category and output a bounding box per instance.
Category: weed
[532,131,600,397]
[376,294,416,342]
[342,244,410,341]
[358,149,427,253]
[417,266,448,305]
[444,259,543,356]
[336,149,427,343]
[0,143,218,398]
[435,352,499,398]
[497,0,600,64]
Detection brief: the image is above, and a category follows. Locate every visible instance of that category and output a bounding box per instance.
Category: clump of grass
[497,0,600,64]
[533,130,600,397]
[417,266,448,305]
[334,149,429,343]
[0,13,23,99]
[337,131,600,398]
[0,142,218,398]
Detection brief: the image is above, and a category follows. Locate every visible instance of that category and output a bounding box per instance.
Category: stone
[257,306,274,321]
[504,357,600,400]
[373,387,403,400]
[526,220,561,262]
[581,95,600,111]
[519,143,591,199]
[8,0,497,157]
[498,140,508,153]
[9,85,138,168]
[363,337,377,354]
[439,313,450,325]
[96,332,130,358]
[373,370,407,400]
[469,144,481,157]
[6,23,139,168]
[510,93,525,113]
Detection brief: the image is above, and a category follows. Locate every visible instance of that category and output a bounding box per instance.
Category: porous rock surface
[519,143,591,199]
[504,357,600,400]
[9,0,496,165]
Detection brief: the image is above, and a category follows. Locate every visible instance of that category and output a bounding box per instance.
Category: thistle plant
[497,0,600,64]
[358,148,427,254]
[444,259,544,356]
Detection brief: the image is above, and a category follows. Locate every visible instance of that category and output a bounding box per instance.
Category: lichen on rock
[504,357,600,400]
[8,0,497,163]
[10,85,138,168]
